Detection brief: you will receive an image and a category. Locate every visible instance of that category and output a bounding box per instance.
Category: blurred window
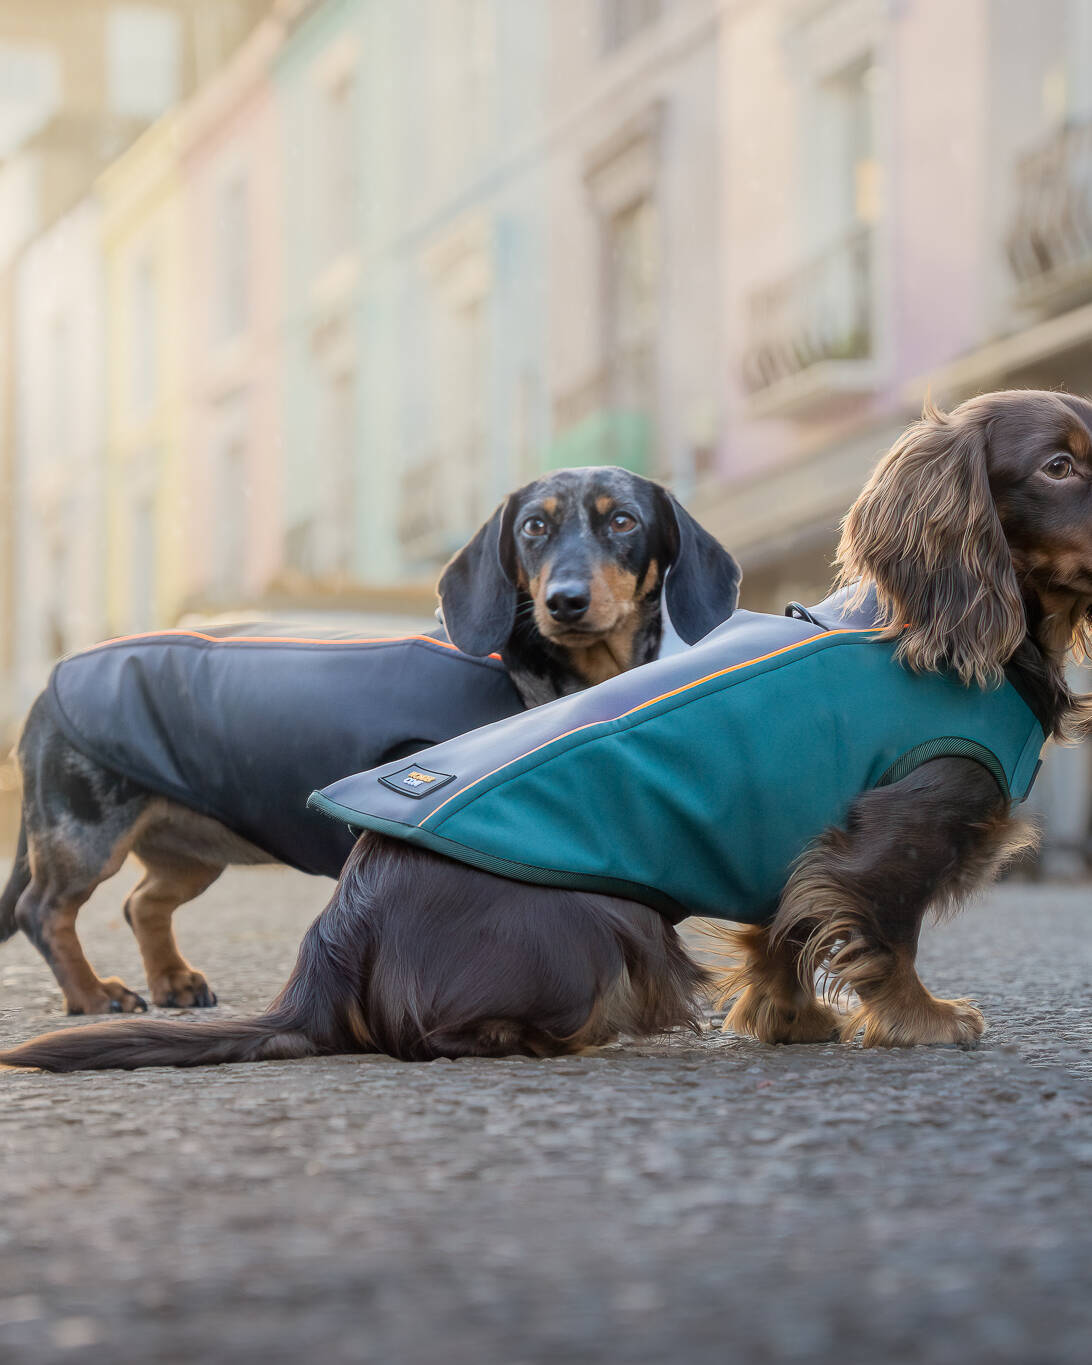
[319,367,357,575]
[129,254,158,414]
[459,0,494,160]
[809,59,879,244]
[325,71,359,260]
[0,43,60,158]
[47,539,69,662]
[601,0,663,55]
[453,296,487,530]
[107,6,181,120]
[1063,0,1092,123]
[215,174,249,342]
[431,0,495,187]
[605,196,658,415]
[49,312,72,465]
[130,487,157,630]
[216,437,247,598]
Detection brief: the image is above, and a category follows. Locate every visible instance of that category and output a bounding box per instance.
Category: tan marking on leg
[32,891,148,1015]
[22,807,161,1014]
[124,858,222,1008]
[697,921,841,1044]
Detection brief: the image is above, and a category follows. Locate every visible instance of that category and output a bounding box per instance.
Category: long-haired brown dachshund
[5,390,1092,1072]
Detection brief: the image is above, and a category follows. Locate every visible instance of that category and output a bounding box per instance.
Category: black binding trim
[876,737,1010,801]
[307,794,694,923]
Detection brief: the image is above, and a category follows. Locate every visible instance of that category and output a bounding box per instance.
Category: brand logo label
[379,766,457,799]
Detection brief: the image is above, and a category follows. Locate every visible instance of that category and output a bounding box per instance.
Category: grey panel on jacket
[47,623,524,877]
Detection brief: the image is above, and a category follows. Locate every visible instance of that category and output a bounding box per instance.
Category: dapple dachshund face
[438,466,741,706]
[512,469,669,645]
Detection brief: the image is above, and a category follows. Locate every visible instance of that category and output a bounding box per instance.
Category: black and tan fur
[0,466,740,1020]
[5,390,1090,1073]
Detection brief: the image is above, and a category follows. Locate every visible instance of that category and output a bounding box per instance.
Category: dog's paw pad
[151,971,217,1010]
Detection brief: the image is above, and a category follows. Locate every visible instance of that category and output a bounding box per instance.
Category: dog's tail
[0,1013,319,1072]
[0,818,29,944]
[0,868,374,1073]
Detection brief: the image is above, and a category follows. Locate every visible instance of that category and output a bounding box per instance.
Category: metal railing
[741,227,874,396]
[1006,119,1092,299]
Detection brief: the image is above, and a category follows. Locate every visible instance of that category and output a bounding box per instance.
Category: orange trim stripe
[419,627,878,828]
[81,628,501,660]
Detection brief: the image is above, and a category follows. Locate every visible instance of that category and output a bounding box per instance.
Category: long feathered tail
[0,818,29,944]
[0,878,373,1073]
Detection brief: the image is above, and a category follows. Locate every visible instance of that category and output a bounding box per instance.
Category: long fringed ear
[657,489,742,643]
[835,400,1025,687]
[437,496,520,656]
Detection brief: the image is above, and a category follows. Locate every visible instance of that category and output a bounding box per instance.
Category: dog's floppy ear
[657,489,742,643]
[437,496,520,656]
[836,399,1024,687]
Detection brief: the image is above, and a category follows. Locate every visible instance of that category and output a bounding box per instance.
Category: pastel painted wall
[12,195,107,711]
[274,0,552,583]
[714,0,1076,495]
[99,111,187,634]
[179,14,284,611]
[544,0,724,494]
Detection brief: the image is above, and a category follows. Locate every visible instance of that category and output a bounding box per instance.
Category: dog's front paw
[65,977,148,1016]
[149,969,217,1010]
[845,996,986,1048]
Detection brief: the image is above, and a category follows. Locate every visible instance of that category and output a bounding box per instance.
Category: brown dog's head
[837,390,1092,686]
[438,467,740,682]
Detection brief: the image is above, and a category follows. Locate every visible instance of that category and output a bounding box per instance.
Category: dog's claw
[66,980,147,1015]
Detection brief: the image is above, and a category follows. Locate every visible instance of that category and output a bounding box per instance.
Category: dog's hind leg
[15,699,161,1012]
[126,805,275,1007]
[123,856,222,1008]
[770,758,1033,1048]
[16,866,150,1017]
[704,923,841,1044]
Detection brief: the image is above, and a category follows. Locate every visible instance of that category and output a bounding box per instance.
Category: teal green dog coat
[309,588,1046,925]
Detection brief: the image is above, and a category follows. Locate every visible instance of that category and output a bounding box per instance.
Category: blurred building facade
[99,111,187,639]
[0,0,274,721]
[13,196,107,713]
[2,0,1092,866]
[180,11,285,616]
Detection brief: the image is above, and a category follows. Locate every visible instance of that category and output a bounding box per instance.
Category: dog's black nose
[545,582,591,622]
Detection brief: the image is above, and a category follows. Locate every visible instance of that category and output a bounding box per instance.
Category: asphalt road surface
[0,860,1090,1364]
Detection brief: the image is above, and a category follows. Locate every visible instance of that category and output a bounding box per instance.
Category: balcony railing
[741,227,875,407]
[1006,119,1092,305]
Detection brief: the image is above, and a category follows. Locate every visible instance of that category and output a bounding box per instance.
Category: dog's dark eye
[1043,455,1075,480]
[521,516,549,537]
[609,512,637,533]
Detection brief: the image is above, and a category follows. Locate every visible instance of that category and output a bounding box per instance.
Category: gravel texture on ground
[0,860,1089,1364]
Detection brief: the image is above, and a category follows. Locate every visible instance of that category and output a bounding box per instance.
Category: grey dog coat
[44,623,524,877]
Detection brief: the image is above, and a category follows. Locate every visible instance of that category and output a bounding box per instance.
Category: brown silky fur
[709,390,1092,1047]
[6,390,1092,1070]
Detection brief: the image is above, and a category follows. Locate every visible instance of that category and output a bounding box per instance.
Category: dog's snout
[545,581,591,623]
